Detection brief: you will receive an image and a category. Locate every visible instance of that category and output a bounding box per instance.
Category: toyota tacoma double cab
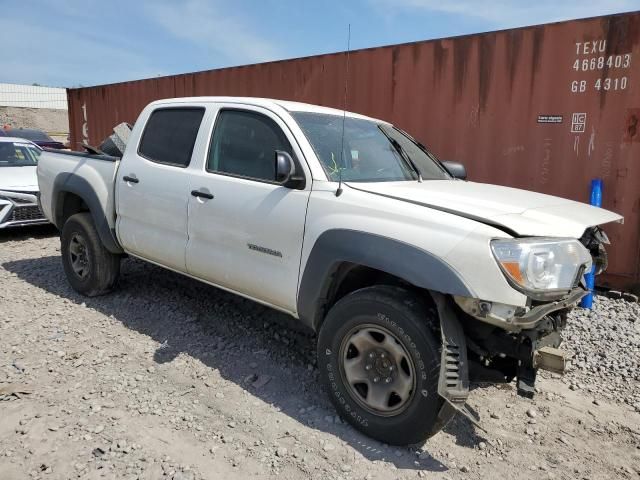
[37,97,622,445]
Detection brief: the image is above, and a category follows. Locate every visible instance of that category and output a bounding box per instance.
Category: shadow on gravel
[443,409,486,448]
[3,254,484,471]
[0,224,57,243]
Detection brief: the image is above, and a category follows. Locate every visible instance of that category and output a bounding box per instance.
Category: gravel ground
[1,227,639,480]
[564,297,640,409]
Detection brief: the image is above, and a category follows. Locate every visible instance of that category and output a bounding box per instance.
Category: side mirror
[274,150,305,189]
[275,150,294,183]
[442,161,467,180]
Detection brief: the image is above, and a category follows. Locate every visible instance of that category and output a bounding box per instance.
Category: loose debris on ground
[1,227,639,479]
[564,297,640,410]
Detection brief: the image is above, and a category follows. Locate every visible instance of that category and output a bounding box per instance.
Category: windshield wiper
[414,140,451,176]
[393,126,451,178]
[386,136,423,183]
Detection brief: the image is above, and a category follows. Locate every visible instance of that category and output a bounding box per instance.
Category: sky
[1,0,638,88]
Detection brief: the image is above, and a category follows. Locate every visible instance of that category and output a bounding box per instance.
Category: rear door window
[138,108,205,167]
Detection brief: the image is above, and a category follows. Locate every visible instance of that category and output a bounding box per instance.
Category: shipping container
[67,12,640,292]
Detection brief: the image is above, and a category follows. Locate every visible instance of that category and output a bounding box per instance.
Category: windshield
[292,112,450,182]
[0,142,41,167]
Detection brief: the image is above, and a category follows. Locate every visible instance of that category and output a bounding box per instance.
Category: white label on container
[571,113,587,133]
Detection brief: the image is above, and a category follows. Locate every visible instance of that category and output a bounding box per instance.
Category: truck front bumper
[452,288,585,398]
[454,287,588,331]
[431,291,576,429]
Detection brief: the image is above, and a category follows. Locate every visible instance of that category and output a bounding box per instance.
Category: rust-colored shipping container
[67,12,640,292]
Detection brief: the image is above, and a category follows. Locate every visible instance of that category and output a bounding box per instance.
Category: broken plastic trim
[579,226,609,275]
[454,287,587,331]
[533,346,569,374]
[431,292,484,431]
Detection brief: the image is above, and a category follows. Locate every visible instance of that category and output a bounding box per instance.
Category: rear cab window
[138,107,205,167]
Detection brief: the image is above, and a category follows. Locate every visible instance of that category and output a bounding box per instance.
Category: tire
[317,285,449,445]
[60,212,120,296]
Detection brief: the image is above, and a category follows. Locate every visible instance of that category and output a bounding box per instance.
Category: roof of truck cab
[148,96,387,123]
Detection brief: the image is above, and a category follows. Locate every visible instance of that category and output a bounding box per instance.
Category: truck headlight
[490,238,592,296]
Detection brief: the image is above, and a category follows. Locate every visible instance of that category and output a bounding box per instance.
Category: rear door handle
[123,175,139,184]
[191,190,214,200]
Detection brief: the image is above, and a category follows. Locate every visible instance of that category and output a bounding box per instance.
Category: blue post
[580,178,603,309]
[590,178,603,208]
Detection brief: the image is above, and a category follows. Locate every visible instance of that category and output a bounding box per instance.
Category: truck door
[116,106,206,272]
[186,105,311,313]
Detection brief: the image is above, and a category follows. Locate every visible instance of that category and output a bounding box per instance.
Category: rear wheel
[60,212,120,296]
[317,286,451,445]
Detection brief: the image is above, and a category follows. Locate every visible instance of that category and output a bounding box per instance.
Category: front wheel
[317,286,451,445]
[60,212,120,296]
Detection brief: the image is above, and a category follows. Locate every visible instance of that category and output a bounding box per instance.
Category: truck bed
[37,148,120,233]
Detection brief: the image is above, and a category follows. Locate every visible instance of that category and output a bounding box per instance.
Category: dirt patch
[0,107,68,143]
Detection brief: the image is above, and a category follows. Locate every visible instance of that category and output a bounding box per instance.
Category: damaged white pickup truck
[37,97,622,444]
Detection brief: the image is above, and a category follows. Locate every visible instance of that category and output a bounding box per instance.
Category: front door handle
[191,190,214,200]
[123,175,139,184]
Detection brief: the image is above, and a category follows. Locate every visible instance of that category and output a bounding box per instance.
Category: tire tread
[317,285,453,445]
[61,212,120,296]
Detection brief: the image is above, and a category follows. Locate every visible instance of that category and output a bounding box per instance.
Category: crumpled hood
[0,166,38,191]
[352,180,623,238]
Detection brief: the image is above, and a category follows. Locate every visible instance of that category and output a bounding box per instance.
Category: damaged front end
[437,227,611,414]
[454,299,576,398]
[579,226,610,276]
[429,290,580,431]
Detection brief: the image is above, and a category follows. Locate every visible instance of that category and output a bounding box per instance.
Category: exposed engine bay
[451,226,611,399]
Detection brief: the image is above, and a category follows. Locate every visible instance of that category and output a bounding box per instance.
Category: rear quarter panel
[37,150,119,229]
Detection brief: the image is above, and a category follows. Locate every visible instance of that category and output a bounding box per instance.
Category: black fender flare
[51,173,123,254]
[297,229,475,330]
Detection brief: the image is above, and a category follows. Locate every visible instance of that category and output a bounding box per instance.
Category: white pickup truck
[37,97,622,445]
